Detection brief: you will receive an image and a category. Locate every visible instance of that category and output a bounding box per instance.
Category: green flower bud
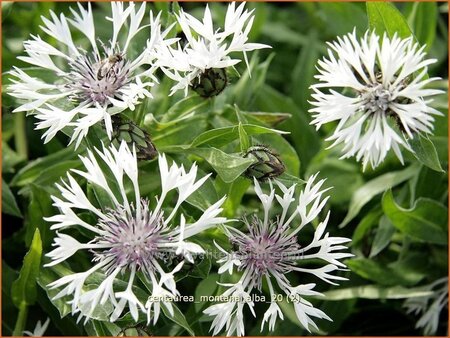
[191,68,227,98]
[243,146,285,181]
[118,324,151,337]
[111,116,157,160]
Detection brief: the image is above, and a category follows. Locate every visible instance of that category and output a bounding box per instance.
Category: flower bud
[112,116,157,160]
[118,324,151,336]
[191,68,227,98]
[243,146,285,181]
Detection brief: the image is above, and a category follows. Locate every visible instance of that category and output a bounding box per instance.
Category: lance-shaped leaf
[12,229,42,308]
[339,164,419,228]
[382,189,448,245]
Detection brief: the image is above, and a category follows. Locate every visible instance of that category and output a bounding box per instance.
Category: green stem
[13,302,28,336]
[14,112,28,159]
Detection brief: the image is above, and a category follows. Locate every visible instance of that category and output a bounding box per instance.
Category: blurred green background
[2,2,448,336]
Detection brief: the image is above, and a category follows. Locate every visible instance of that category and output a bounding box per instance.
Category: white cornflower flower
[309,30,443,169]
[44,141,227,324]
[204,175,352,336]
[8,2,171,147]
[403,277,448,335]
[24,318,50,337]
[153,2,270,97]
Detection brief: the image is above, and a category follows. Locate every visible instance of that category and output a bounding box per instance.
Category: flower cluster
[204,176,352,336]
[6,1,445,336]
[8,2,173,147]
[152,2,271,97]
[45,142,226,323]
[310,30,442,169]
[9,2,269,147]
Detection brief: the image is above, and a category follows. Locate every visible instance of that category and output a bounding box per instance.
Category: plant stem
[13,302,28,336]
[14,112,28,159]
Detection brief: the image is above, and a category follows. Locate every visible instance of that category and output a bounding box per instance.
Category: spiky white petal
[8,2,171,147]
[45,142,226,323]
[204,175,351,335]
[153,2,271,96]
[310,30,443,169]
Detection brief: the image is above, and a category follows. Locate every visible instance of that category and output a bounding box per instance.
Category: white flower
[8,2,170,147]
[215,241,241,275]
[261,302,283,332]
[403,277,448,335]
[204,175,352,335]
[45,141,226,324]
[175,215,205,263]
[153,2,271,96]
[24,318,50,337]
[309,30,443,169]
[203,282,255,336]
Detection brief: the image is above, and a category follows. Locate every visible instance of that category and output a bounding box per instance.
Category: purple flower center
[231,216,301,287]
[93,200,169,274]
[67,51,130,105]
[361,84,392,114]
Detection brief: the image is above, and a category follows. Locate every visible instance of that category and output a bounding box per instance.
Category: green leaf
[275,173,306,186]
[367,2,413,39]
[413,166,448,202]
[78,286,114,321]
[232,53,274,109]
[255,85,321,171]
[346,258,417,286]
[339,164,419,227]
[307,158,364,206]
[238,123,250,152]
[245,112,291,127]
[319,298,356,335]
[36,285,85,336]
[190,123,287,148]
[32,160,83,188]
[409,135,444,172]
[369,215,395,257]
[188,256,211,279]
[382,189,447,245]
[2,141,25,174]
[25,184,54,248]
[407,2,437,51]
[161,303,195,336]
[261,22,310,47]
[152,115,208,148]
[11,147,78,187]
[186,174,219,211]
[194,273,219,312]
[322,285,434,300]
[317,2,367,35]
[161,95,210,122]
[2,261,19,335]
[215,176,251,218]
[189,148,255,183]
[88,182,117,213]
[2,178,22,217]
[38,266,73,318]
[290,30,320,112]
[84,321,121,336]
[12,228,42,308]
[388,252,427,285]
[352,209,383,247]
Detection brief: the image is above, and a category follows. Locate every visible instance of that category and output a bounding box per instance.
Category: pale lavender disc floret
[204,176,353,336]
[44,141,227,324]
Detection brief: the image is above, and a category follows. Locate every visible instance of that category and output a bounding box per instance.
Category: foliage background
[1,1,448,336]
